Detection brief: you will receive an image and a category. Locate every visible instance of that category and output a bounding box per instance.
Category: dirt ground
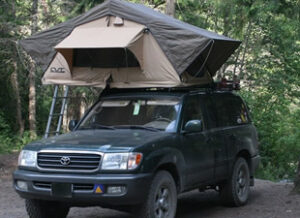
[1,153,300,218]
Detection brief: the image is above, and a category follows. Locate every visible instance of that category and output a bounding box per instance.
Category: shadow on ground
[68,189,262,218]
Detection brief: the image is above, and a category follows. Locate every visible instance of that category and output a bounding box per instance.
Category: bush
[0,111,35,154]
[241,90,300,181]
[0,131,35,154]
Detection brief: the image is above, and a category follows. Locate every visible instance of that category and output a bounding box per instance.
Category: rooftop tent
[19,0,241,88]
[43,17,182,88]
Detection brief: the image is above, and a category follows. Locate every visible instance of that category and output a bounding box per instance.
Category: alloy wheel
[236,165,249,200]
[154,186,171,218]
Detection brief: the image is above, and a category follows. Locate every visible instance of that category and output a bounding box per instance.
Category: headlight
[18,150,37,167]
[101,152,142,170]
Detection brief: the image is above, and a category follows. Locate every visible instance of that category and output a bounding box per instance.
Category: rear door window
[202,95,218,129]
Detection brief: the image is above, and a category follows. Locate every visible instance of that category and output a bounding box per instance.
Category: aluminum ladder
[44,85,69,138]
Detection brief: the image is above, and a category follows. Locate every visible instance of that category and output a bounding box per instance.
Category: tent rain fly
[20,0,241,88]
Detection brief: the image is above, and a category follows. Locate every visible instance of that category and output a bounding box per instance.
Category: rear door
[201,94,229,181]
[207,93,252,180]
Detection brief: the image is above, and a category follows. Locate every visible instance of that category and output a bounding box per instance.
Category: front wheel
[220,157,250,206]
[25,199,69,218]
[134,170,177,218]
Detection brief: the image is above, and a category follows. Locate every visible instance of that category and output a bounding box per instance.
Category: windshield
[78,97,181,132]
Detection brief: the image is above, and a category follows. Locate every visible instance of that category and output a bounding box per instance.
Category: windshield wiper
[79,123,115,130]
[114,125,161,132]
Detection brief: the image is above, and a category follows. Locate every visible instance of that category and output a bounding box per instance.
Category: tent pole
[194,40,215,78]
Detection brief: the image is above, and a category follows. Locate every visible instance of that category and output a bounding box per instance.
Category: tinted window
[202,96,217,129]
[212,94,249,127]
[73,48,140,68]
[182,95,204,130]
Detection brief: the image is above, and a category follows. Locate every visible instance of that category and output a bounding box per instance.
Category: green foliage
[0,132,36,154]
[0,111,12,136]
[0,111,34,153]
[241,90,300,180]
[0,109,16,154]
[70,0,105,15]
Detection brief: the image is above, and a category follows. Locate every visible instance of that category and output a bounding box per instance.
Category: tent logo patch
[50,67,65,73]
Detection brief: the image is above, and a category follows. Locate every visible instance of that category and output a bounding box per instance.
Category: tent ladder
[44,85,69,138]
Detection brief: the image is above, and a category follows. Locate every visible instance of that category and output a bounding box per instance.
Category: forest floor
[1,152,300,218]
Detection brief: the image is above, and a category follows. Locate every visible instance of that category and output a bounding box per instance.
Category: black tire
[133,170,177,218]
[25,199,69,218]
[220,157,250,207]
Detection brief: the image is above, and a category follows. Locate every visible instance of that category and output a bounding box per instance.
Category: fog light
[16,180,28,191]
[107,186,126,194]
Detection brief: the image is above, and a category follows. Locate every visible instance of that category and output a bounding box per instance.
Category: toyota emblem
[60,156,71,166]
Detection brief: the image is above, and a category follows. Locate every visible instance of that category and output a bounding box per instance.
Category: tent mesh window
[185,43,211,77]
[73,48,140,68]
[186,55,208,77]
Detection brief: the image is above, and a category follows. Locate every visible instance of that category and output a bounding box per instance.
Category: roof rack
[101,78,240,96]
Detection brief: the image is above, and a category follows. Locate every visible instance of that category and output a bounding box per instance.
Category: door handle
[206,137,212,143]
[215,148,223,153]
[229,134,236,140]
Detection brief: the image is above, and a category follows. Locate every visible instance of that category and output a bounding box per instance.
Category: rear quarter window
[212,94,250,127]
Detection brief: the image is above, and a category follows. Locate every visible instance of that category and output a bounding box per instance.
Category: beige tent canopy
[43,16,210,88]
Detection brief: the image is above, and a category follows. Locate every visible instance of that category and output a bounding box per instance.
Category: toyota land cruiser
[14,88,260,218]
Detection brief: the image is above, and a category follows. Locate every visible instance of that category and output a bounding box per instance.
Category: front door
[179,95,214,187]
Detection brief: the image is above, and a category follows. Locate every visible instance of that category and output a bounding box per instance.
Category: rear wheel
[134,170,177,218]
[25,199,69,218]
[220,157,250,206]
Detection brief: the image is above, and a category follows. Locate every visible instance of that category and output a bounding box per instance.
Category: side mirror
[184,120,202,133]
[68,120,78,131]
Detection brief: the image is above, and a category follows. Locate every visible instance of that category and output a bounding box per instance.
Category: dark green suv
[14,89,260,218]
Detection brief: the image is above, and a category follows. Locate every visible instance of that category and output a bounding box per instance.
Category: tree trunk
[28,64,36,138]
[294,158,300,193]
[165,0,175,17]
[11,60,24,136]
[28,0,38,138]
[31,0,38,31]
[8,0,24,136]
[239,21,252,80]
[63,86,69,132]
[80,92,87,118]
[233,46,242,76]
[41,0,48,14]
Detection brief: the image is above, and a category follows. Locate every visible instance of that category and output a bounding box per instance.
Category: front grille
[37,151,101,172]
[33,182,94,191]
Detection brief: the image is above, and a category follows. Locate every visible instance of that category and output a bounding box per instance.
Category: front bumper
[13,169,152,206]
